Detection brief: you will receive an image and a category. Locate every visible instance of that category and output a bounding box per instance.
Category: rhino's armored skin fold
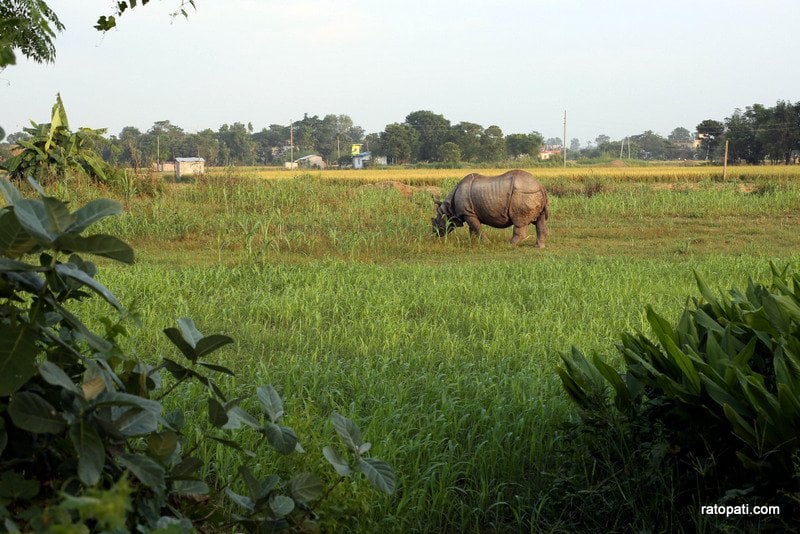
[432,170,549,246]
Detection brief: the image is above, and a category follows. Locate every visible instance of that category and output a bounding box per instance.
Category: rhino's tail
[542,189,550,220]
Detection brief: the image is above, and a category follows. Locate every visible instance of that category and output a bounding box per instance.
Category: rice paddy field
[58,164,800,531]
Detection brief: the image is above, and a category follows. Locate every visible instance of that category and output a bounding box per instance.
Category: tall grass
[78,257,800,531]
[42,167,800,531]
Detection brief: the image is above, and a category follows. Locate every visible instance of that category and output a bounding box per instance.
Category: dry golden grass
[205,164,800,185]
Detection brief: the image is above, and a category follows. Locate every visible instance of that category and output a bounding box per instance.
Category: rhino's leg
[464,216,485,240]
[534,216,548,248]
[511,224,528,245]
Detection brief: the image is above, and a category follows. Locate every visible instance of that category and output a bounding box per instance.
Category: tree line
[695,101,800,164]
[2,101,799,168]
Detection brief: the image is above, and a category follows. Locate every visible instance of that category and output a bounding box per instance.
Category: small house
[353,151,371,169]
[291,154,326,169]
[175,157,205,177]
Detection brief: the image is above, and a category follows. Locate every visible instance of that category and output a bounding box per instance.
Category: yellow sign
[351,144,363,156]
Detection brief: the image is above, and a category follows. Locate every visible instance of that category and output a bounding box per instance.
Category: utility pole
[627,137,631,159]
[289,120,294,168]
[620,138,624,159]
[723,139,730,180]
[157,135,160,171]
[562,110,567,168]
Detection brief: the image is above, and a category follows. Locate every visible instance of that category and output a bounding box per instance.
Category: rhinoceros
[432,170,549,246]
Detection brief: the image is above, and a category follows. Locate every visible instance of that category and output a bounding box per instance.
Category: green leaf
[0,471,40,500]
[269,494,294,518]
[700,373,749,415]
[55,234,134,264]
[0,257,37,274]
[322,446,352,476]
[172,480,209,496]
[237,466,279,504]
[41,195,75,234]
[147,431,178,462]
[116,453,165,491]
[197,361,235,376]
[694,270,718,304]
[171,457,203,480]
[289,473,323,504]
[257,385,284,423]
[8,391,66,433]
[67,198,123,234]
[177,317,203,348]
[12,199,54,243]
[207,397,228,428]
[723,403,758,447]
[357,457,396,494]
[264,423,298,455]
[55,263,123,311]
[0,178,23,205]
[38,361,83,397]
[224,488,254,512]
[162,332,196,362]
[591,355,632,410]
[646,306,701,395]
[0,210,37,257]
[69,423,106,486]
[222,402,261,430]
[0,322,39,396]
[331,412,362,452]
[95,15,117,31]
[194,334,233,358]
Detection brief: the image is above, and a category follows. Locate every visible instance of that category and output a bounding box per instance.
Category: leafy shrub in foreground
[0,95,113,184]
[557,265,800,530]
[0,177,394,532]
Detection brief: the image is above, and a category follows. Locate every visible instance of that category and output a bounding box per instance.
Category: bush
[556,265,800,531]
[0,177,394,532]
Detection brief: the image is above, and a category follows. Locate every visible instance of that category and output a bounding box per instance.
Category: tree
[668,127,693,143]
[0,0,64,67]
[438,141,461,164]
[629,130,671,160]
[380,123,419,164]
[759,100,800,164]
[570,138,581,152]
[479,125,505,162]
[545,137,562,147]
[95,0,195,31]
[143,120,185,164]
[1,1,191,67]
[725,109,762,164]
[505,132,543,158]
[217,122,255,165]
[184,128,219,164]
[119,126,143,168]
[404,110,451,162]
[595,134,611,147]
[451,122,483,162]
[695,119,725,161]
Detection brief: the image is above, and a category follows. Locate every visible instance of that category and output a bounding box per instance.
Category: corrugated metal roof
[175,157,205,162]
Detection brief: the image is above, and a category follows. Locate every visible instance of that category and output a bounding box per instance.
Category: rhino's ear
[433,197,442,206]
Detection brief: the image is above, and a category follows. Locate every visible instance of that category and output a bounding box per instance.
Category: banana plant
[1,94,112,183]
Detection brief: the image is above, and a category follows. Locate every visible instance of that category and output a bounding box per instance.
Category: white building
[175,157,205,177]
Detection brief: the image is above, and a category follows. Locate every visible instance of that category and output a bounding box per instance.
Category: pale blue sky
[3,0,799,144]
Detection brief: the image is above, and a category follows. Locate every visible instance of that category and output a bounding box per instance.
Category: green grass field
[62,166,800,531]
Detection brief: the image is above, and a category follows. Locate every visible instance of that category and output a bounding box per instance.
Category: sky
[3,0,800,145]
